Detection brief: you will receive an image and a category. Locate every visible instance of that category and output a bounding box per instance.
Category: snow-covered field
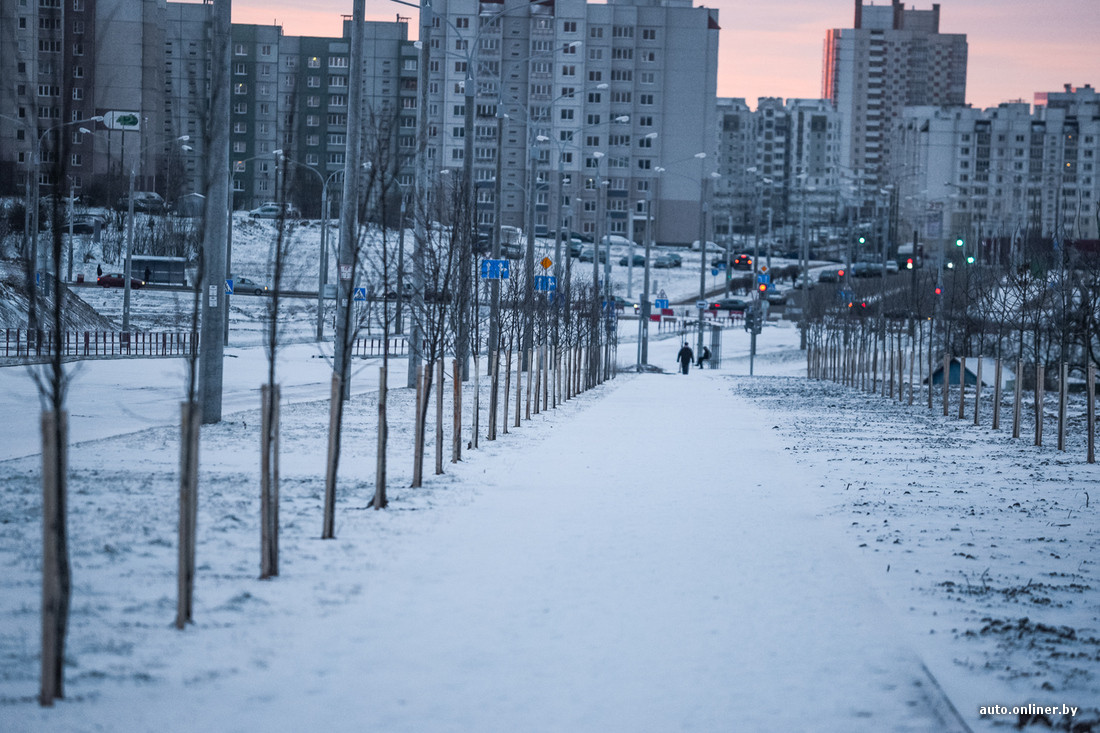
[2,219,1097,731]
[0,319,1097,732]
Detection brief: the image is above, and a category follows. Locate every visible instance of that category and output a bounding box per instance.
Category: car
[567,240,584,258]
[708,297,749,312]
[115,191,166,214]
[664,252,683,268]
[652,254,678,269]
[885,260,900,274]
[618,253,646,267]
[249,202,300,219]
[731,254,753,271]
[65,212,108,234]
[501,243,524,260]
[606,295,636,312]
[764,289,788,306]
[97,272,145,289]
[790,278,815,290]
[600,234,634,248]
[817,269,841,283]
[235,276,268,295]
[578,246,607,263]
[690,240,725,253]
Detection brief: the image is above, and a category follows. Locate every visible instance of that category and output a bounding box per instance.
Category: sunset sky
[230,0,1098,110]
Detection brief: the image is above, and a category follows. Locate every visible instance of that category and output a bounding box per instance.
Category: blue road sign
[711,268,719,277]
[480,259,510,280]
[756,273,771,285]
[225,278,234,294]
[654,298,669,309]
[353,286,367,302]
[534,275,556,292]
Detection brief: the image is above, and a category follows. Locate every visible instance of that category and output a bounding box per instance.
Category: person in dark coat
[696,345,711,368]
[676,343,694,375]
[144,266,152,284]
[96,263,102,278]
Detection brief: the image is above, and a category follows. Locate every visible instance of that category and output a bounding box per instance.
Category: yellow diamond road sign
[540,257,553,270]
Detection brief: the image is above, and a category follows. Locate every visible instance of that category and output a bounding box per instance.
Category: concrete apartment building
[894,84,1100,257]
[823,0,967,191]
[426,0,719,246]
[714,97,841,247]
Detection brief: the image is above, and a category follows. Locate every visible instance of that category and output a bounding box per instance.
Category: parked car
[567,240,585,258]
[652,254,678,269]
[618,253,646,267]
[600,234,634,248]
[501,243,524,260]
[690,240,725,253]
[817,269,841,283]
[66,212,108,234]
[607,295,637,312]
[249,202,300,219]
[578,246,607,263]
[115,191,166,214]
[885,260,900,274]
[764,288,788,306]
[663,252,683,268]
[731,254,753,271]
[708,297,749,312]
[235,276,268,295]
[851,261,878,278]
[97,272,145,289]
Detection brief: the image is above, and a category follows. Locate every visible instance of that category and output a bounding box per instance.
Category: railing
[3,329,197,359]
[351,336,409,358]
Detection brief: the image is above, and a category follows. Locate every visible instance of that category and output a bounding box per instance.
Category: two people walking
[676,343,712,374]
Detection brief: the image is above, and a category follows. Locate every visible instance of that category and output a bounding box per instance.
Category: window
[588,71,602,82]
[71,87,83,101]
[638,116,653,127]
[233,102,247,114]
[561,65,576,77]
[640,71,655,85]
[612,48,633,60]
[589,27,603,38]
[305,154,319,166]
[306,115,320,127]
[587,92,601,104]
[637,136,654,148]
[611,91,631,104]
[642,28,656,40]
[73,20,84,34]
[72,42,83,56]
[235,83,248,95]
[329,95,347,107]
[610,69,632,82]
[456,16,469,28]
[639,94,654,105]
[637,159,651,170]
[234,43,246,56]
[235,62,246,75]
[327,152,345,165]
[455,61,467,73]
[588,49,603,61]
[563,43,577,55]
[562,20,577,33]
[308,56,321,68]
[640,51,656,63]
[71,153,81,167]
[586,114,601,125]
[329,75,347,87]
[328,133,346,146]
[308,76,320,88]
[233,141,246,153]
[586,135,600,147]
[560,109,574,121]
[329,56,348,68]
[612,25,634,38]
[233,122,247,134]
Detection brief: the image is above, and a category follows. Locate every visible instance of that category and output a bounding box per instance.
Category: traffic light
[934,286,942,295]
[837,268,845,277]
[955,237,965,247]
[966,255,975,264]
[858,236,866,245]
[757,282,768,293]
[906,258,914,270]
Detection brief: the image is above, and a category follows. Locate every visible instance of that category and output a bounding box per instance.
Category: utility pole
[199,0,231,424]
[408,0,432,389]
[334,0,365,400]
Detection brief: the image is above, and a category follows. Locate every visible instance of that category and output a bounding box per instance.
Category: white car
[249,202,300,219]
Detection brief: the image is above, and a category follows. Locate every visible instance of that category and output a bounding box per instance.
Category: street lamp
[122,133,192,332]
[273,149,345,341]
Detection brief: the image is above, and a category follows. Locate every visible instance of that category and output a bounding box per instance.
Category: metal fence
[351,336,408,358]
[3,329,197,359]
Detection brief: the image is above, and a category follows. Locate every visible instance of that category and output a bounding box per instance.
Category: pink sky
[229,0,1098,110]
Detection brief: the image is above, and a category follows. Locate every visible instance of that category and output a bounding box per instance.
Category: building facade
[893,84,1100,262]
[823,0,967,190]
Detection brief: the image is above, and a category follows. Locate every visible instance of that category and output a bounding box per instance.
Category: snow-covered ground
[2,219,1096,731]
[1,319,1097,732]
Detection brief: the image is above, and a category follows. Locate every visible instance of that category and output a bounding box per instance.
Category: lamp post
[636,167,661,367]
[122,133,191,332]
[273,150,345,342]
[695,154,719,357]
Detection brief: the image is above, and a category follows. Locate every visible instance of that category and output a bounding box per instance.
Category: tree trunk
[177,401,200,627]
[1035,363,1044,447]
[322,373,342,537]
[260,384,280,578]
[452,359,461,463]
[40,410,69,705]
[373,366,388,509]
[435,360,444,475]
[412,365,424,487]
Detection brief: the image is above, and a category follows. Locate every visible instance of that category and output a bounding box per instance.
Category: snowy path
[96,368,964,732]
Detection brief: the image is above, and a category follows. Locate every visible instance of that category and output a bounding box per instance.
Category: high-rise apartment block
[823,0,967,189]
[714,97,841,245]
[2,0,719,246]
[894,84,1100,250]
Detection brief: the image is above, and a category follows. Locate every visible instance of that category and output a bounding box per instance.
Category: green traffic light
[858,236,866,244]
[955,238,965,247]
[966,255,975,264]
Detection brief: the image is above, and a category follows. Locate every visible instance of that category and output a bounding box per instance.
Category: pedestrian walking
[144,266,152,284]
[96,263,102,278]
[676,343,694,375]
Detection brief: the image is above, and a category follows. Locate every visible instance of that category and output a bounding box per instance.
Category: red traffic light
[757,283,767,292]
[837,269,845,277]
[934,286,942,295]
